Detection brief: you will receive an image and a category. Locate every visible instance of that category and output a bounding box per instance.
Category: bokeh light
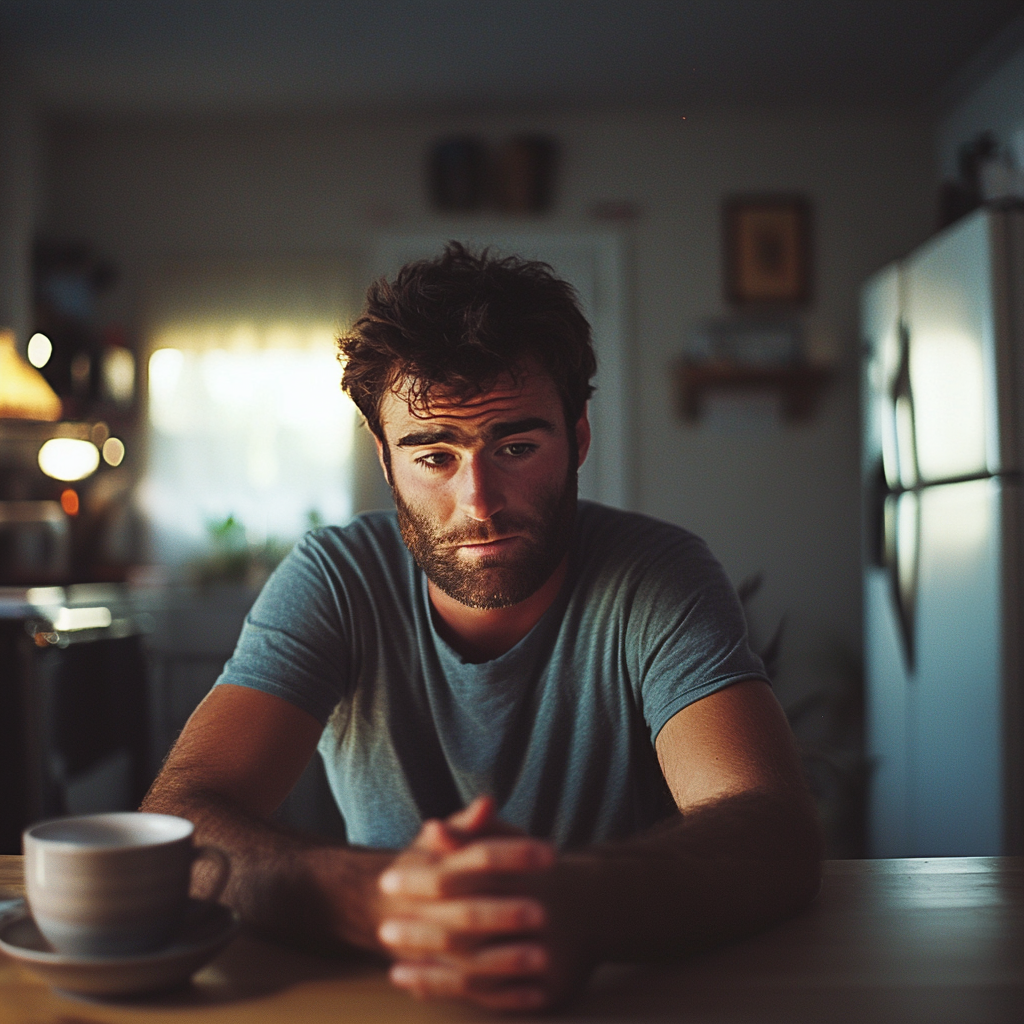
[60,488,79,516]
[102,436,126,466]
[27,333,52,368]
[38,438,101,481]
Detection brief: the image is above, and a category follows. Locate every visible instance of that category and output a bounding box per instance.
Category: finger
[378,898,546,953]
[380,861,443,898]
[411,796,501,856]
[446,794,496,834]
[418,896,547,934]
[379,841,552,898]
[390,960,550,1010]
[409,819,462,856]
[441,836,555,876]
[388,940,549,980]
[468,941,549,977]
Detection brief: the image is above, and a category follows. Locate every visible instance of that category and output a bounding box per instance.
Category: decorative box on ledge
[674,360,835,423]
[677,318,835,423]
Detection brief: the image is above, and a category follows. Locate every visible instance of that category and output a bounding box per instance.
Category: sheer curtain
[139,258,360,568]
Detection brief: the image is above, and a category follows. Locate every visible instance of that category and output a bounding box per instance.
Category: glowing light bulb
[38,438,100,481]
[60,488,79,515]
[27,333,52,368]
[102,436,125,466]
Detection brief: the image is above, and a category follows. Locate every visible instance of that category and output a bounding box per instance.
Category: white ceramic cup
[23,812,229,957]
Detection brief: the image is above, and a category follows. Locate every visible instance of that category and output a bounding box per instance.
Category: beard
[394,467,578,610]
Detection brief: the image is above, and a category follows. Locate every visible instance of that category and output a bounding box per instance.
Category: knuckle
[521,945,548,972]
[516,900,545,928]
[474,845,501,870]
[456,902,483,929]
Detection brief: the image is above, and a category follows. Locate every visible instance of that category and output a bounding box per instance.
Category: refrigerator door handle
[889,321,920,491]
[866,459,888,568]
[883,488,920,672]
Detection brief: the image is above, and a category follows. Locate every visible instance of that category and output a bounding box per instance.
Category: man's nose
[457,454,505,522]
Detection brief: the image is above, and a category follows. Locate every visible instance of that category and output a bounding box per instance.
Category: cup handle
[191,845,231,902]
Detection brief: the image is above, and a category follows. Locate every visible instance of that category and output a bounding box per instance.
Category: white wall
[0,74,36,345]
[38,103,935,706]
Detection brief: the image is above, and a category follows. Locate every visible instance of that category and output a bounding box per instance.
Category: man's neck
[427,556,569,663]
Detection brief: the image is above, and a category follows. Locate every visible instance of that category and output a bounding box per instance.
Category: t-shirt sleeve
[214,532,351,725]
[628,530,769,741]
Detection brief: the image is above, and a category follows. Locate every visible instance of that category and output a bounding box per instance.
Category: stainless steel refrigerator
[862,206,1024,857]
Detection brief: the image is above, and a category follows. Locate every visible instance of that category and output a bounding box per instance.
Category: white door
[911,478,1006,855]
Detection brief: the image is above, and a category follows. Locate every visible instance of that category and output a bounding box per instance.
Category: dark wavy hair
[339,242,597,441]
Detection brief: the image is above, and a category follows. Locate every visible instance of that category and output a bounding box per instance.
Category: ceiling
[2,0,1023,114]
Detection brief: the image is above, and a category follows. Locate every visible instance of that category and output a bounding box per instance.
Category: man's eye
[417,452,453,470]
[501,442,536,457]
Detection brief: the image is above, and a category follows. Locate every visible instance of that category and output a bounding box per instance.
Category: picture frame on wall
[724,195,812,306]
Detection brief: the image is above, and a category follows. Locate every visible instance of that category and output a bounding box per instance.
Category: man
[143,243,821,1011]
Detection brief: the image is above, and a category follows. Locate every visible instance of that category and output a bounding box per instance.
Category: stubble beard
[394,468,578,610]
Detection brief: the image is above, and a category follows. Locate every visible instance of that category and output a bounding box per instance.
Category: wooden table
[2,855,1023,1023]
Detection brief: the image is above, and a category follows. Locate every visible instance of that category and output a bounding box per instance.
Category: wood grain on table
[0,856,24,900]
[1,855,1024,1023]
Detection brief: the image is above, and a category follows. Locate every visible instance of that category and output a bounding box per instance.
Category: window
[139,260,358,569]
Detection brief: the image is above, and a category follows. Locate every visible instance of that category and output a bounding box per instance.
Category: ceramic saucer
[0,898,239,997]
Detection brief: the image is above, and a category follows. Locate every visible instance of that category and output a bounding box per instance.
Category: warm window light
[143,323,354,562]
[60,488,80,516]
[102,436,125,466]
[27,333,52,368]
[149,347,184,397]
[38,438,100,481]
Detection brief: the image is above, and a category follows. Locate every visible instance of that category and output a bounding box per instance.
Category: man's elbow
[140,764,218,821]
[770,790,825,916]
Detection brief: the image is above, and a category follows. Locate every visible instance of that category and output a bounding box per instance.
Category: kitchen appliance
[862,206,1024,856]
[0,502,69,582]
[0,586,151,854]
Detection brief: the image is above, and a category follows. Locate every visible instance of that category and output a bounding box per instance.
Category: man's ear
[575,405,592,468]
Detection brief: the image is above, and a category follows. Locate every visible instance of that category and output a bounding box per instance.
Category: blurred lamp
[102,436,125,466]
[27,333,53,368]
[38,438,100,481]
[0,328,62,421]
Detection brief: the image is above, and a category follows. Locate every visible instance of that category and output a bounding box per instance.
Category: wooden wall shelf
[675,361,835,423]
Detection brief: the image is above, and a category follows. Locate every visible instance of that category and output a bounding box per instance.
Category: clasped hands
[375,795,589,1011]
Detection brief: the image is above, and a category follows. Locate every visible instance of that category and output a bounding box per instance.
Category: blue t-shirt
[216,501,767,850]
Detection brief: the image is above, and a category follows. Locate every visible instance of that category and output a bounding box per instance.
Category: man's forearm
[555,789,823,963]
[141,774,392,952]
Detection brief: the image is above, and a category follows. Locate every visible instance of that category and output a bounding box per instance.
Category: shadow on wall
[740,573,867,857]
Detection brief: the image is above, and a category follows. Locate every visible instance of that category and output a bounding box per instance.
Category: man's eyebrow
[486,417,557,441]
[396,417,556,448]
[397,427,461,447]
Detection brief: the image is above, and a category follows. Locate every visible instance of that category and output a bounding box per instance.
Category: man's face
[376,369,590,610]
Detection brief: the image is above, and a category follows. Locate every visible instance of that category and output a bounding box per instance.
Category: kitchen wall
[37,103,935,710]
[0,74,35,345]
[938,30,1024,177]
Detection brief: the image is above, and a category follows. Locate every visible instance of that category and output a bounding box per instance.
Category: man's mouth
[453,536,521,556]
